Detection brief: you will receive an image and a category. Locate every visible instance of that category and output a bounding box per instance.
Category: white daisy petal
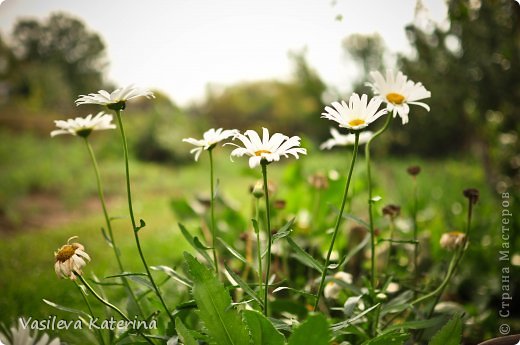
[368,69,431,125]
[50,112,116,138]
[229,128,306,169]
[183,128,239,160]
[322,93,388,130]
[75,85,154,107]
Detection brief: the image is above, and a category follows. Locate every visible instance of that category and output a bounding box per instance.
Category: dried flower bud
[274,199,286,210]
[308,172,329,190]
[407,165,421,176]
[382,204,401,219]
[440,231,467,251]
[463,188,479,205]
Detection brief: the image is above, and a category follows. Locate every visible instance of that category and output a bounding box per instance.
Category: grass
[0,129,501,342]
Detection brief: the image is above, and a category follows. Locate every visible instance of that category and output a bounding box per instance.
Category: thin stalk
[314,132,360,311]
[365,115,392,289]
[114,110,175,326]
[76,275,154,345]
[83,138,144,318]
[74,280,105,345]
[261,162,272,316]
[255,197,263,306]
[412,176,419,292]
[208,149,219,274]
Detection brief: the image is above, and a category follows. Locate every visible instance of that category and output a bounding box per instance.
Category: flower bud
[382,204,401,219]
[463,188,479,205]
[407,165,421,176]
[439,231,466,251]
[308,172,329,190]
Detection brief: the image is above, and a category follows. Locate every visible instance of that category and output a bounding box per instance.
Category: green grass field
[0,129,502,342]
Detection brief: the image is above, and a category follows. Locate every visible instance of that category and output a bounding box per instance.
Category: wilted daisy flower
[183,128,239,161]
[0,318,60,345]
[54,237,91,280]
[440,231,467,251]
[228,127,307,168]
[367,70,431,125]
[75,85,155,110]
[320,128,374,150]
[324,271,353,299]
[50,112,116,138]
[321,93,387,131]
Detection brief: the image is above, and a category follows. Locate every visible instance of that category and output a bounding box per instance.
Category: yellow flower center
[56,245,75,262]
[255,149,272,156]
[348,119,365,127]
[386,93,405,105]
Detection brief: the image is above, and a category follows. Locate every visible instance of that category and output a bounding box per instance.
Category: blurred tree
[343,33,386,94]
[6,12,107,111]
[194,50,327,141]
[399,0,519,192]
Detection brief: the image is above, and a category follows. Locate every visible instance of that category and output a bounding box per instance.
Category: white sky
[0,0,447,105]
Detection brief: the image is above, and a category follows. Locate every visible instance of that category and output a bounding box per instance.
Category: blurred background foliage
[0,0,518,342]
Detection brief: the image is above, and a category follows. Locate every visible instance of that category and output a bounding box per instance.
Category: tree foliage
[5,12,107,111]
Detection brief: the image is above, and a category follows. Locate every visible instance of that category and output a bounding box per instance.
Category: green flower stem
[74,280,105,345]
[411,249,460,307]
[255,197,263,307]
[83,138,144,318]
[365,115,392,289]
[76,275,154,344]
[114,110,174,327]
[314,132,360,312]
[261,161,272,316]
[412,176,419,292]
[208,149,219,275]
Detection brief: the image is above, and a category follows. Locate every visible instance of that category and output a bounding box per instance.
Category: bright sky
[0,0,447,105]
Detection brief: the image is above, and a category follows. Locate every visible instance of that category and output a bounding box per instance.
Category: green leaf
[243,310,285,345]
[272,286,316,299]
[150,265,192,288]
[184,252,250,345]
[341,212,370,228]
[428,314,463,345]
[218,237,248,265]
[252,218,260,234]
[43,299,90,319]
[104,272,153,289]
[380,290,413,316]
[224,263,263,307]
[363,330,410,345]
[384,316,445,332]
[179,223,213,264]
[272,217,296,242]
[288,313,330,345]
[331,304,380,332]
[286,237,324,273]
[175,318,198,345]
[338,234,370,269]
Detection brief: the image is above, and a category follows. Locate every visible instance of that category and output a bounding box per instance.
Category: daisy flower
[50,112,116,138]
[54,237,91,280]
[228,127,307,168]
[320,128,374,150]
[324,271,353,299]
[0,318,60,345]
[367,70,431,124]
[439,231,467,251]
[183,128,239,161]
[321,93,387,131]
[75,85,155,110]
